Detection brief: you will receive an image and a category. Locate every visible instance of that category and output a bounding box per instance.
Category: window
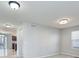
[0,34,7,56]
[71,31,79,48]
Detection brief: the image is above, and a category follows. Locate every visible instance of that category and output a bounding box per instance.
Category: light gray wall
[17,26,24,57]
[7,34,12,49]
[17,23,60,58]
[61,26,79,57]
[7,34,12,56]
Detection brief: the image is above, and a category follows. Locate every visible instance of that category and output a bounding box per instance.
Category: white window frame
[71,31,79,48]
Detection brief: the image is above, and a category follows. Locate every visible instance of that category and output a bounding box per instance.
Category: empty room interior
[0,1,79,58]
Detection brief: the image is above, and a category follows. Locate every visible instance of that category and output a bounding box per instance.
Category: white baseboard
[61,51,79,57]
[40,52,59,58]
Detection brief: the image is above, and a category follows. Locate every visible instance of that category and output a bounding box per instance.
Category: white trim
[12,41,17,43]
[61,51,79,57]
[40,52,59,58]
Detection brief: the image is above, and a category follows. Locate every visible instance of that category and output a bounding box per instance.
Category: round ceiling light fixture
[3,23,14,28]
[9,1,20,10]
[57,18,71,25]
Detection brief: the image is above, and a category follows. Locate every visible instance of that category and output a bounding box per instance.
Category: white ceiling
[0,1,79,29]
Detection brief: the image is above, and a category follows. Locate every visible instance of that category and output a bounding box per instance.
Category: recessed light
[9,1,20,10]
[57,18,71,25]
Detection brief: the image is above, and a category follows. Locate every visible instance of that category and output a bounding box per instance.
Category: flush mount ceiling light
[57,18,71,25]
[3,23,14,28]
[9,1,20,10]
